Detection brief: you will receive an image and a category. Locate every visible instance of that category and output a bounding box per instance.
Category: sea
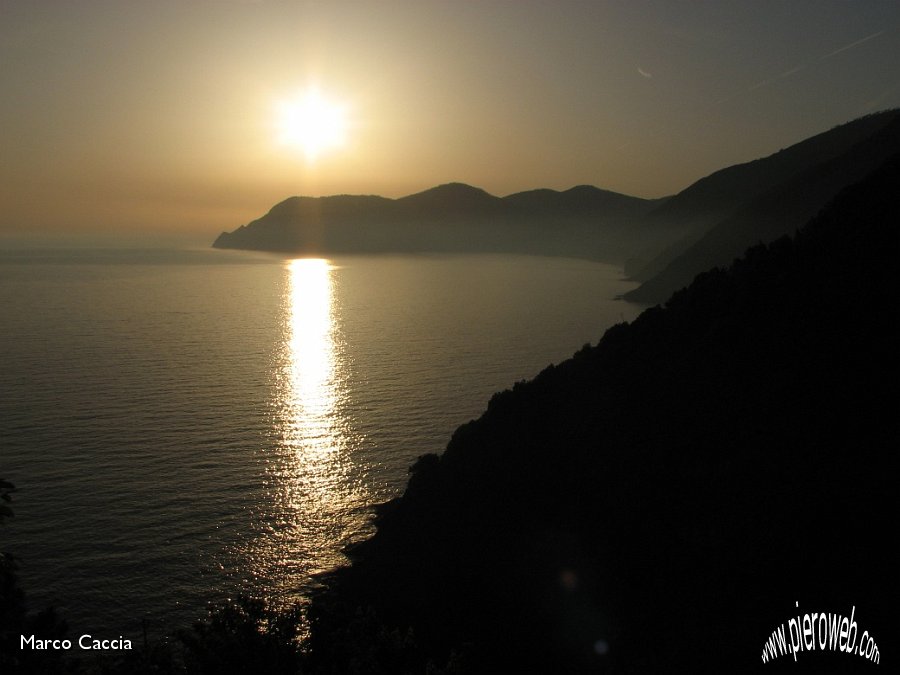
[0,248,642,641]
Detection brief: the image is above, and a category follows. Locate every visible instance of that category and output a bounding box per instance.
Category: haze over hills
[624,108,900,303]
[213,110,900,307]
[212,183,667,264]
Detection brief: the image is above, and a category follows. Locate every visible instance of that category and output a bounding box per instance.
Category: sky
[2,0,899,245]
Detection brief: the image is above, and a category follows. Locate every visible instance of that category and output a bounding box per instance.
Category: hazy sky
[2,1,899,244]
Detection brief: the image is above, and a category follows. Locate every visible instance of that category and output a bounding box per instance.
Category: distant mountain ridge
[213,110,900,296]
[395,182,503,215]
[212,183,666,264]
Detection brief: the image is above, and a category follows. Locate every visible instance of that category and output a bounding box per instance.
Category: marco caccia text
[21,634,132,650]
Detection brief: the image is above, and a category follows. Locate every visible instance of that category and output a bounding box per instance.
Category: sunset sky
[2,1,899,245]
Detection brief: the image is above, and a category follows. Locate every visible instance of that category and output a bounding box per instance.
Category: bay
[0,249,641,639]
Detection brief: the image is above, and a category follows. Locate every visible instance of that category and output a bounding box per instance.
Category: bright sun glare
[276,87,348,161]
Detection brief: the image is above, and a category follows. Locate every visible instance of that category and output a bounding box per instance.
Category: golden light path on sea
[246,258,371,604]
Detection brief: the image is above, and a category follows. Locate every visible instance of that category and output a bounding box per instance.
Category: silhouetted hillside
[626,112,900,304]
[212,183,663,264]
[505,185,664,218]
[396,183,505,217]
[626,109,900,287]
[307,156,900,673]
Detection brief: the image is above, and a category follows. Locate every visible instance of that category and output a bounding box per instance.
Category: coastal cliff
[306,156,900,673]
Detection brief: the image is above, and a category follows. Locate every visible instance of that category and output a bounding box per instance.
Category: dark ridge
[307,155,900,673]
[504,185,663,218]
[625,110,900,302]
[397,182,500,206]
[627,108,900,284]
[645,109,900,231]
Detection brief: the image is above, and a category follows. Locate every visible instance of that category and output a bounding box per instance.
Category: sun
[276,87,348,161]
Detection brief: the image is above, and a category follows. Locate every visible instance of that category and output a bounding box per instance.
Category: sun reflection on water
[246,258,371,603]
[284,259,339,461]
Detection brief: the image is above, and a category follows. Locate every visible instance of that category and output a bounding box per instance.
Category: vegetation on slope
[307,155,899,673]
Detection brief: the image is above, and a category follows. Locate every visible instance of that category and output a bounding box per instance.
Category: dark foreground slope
[308,157,900,673]
[212,183,666,265]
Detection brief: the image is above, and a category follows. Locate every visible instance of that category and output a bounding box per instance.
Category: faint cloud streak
[719,29,888,104]
[823,30,884,59]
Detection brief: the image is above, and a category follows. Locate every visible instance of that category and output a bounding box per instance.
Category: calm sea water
[1,248,640,640]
